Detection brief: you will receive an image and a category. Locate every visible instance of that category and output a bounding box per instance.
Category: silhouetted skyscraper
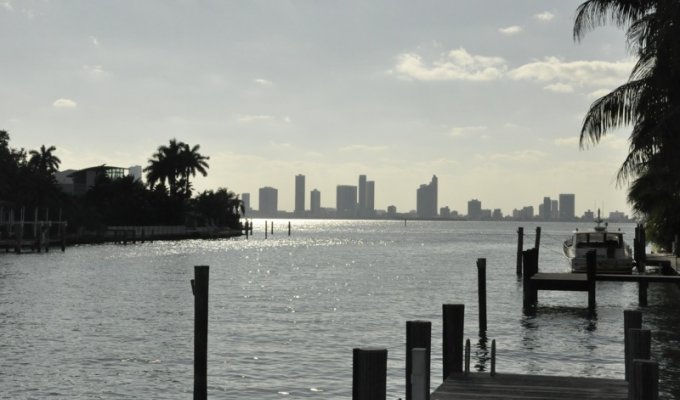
[241,193,251,215]
[540,197,552,220]
[416,175,438,218]
[259,187,278,217]
[366,181,375,214]
[559,193,575,221]
[467,199,482,220]
[295,174,305,216]
[358,175,367,214]
[336,185,357,217]
[310,189,321,216]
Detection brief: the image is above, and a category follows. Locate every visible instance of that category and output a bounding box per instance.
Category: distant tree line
[0,131,243,232]
[574,0,680,250]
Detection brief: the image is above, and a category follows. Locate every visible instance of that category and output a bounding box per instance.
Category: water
[1,220,679,399]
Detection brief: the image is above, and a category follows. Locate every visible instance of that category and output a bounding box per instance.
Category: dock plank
[432,373,628,400]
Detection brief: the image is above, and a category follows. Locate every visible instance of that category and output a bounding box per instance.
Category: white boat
[563,211,633,274]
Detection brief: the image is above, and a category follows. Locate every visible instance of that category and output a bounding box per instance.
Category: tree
[28,145,61,178]
[574,0,680,247]
[193,188,243,228]
[144,138,210,199]
[181,143,209,198]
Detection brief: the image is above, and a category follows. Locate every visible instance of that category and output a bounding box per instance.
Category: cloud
[1,1,12,11]
[236,114,275,123]
[83,64,108,78]
[391,48,507,82]
[480,150,546,162]
[254,78,272,85]
[90,36,100,47]
[449,125,487,137]
[544,82,574,93]
[338,144,388,153]
[509,57,634,88]
[554,136,579,147]
[499,26,523,35]
[534,11,555,22]
[52,98,77,109]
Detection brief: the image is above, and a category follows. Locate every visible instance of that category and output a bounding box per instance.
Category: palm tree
[144,138,185,197]
[28,145,61,177]
[574,0,680,246]
[180,143,209,198]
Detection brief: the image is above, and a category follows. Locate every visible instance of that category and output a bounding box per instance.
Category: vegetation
[0,132,243,232]
[574,0,680,249]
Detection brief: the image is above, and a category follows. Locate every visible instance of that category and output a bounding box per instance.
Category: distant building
[559,194,575,221]
[467,199,482,220]
[310,189,321,216]
[295,174,305,216]
[366,180,375,216]
[540,197,552,220]
[608,211,628,222]
[54,169,76,195]
[551,200,559,219]
[513,206,534,220]
[241,193,251,214]
[68,165,127,196]
[387,205,397,217]
[416,175,438,218]
[492,209,503,220]
[440,206,451,218]
[129,165,143,182]
[582,209,594,221]
[259,186,278,217]
[336,185,357,217]
[481,209,492,220]
[358,175,367,214]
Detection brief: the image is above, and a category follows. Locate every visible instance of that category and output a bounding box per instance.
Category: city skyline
[3,1,634,214]
[243,173,630,219]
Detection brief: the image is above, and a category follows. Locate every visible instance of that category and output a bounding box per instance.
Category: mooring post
[193,265,209,400]
[624,310,643,381]
[352,347,387,400]
[490,339,496,377]
[44,208,50,252]
[516,227,524,275]
[628,329,651,380]
[586,250,597,312]
[522,248,538,310]
[406,321,431,400]
[534,226,541,264]
[410,348,427,400]
[16,206,25,254]
[265,221,268,239]
[271,221,274,235]
[443,304,465,379]
[630,359,659,400]
[639,280,648,307]
[288,221,291,236]
[477,258,487,334]
[34,208,41,253]
[464,338,471,376]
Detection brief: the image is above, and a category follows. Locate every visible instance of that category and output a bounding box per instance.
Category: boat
[563,211,634,274]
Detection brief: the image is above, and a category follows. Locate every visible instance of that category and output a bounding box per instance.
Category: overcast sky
[1,1,637,215]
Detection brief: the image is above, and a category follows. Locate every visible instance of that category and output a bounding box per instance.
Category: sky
[1,1,638,215]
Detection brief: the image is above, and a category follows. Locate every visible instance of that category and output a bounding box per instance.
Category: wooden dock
[431,372,628,399]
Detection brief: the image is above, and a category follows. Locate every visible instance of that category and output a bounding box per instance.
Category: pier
[0,206,66,253]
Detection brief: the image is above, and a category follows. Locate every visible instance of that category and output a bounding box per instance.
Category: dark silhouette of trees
[144,138,210,199]
[28,145,61,179]
[193,188,243,228]
[574,0,680,248]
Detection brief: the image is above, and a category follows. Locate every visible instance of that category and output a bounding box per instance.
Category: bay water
[1,220,679,398]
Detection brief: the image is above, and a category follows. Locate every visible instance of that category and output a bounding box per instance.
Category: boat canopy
[574,232,623,248]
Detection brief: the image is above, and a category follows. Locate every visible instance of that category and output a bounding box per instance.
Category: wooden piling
[624,310,643,381]
[443,304,465,379]
[193,265,209,400]
[490,339,496,377]
[265,221,268,239]
[638,281,648,307]
[410,348,427,400]
[352,348,387,400]
[406,320,431,400]
[464,338,471,375]
[630,359,658,400]
[288,221,291,236]
[587,250,597,313]
[271,221,274,235]
[628,329,651,384]
[477,258,487,333]
[522,248,538,309]
[516,227,524,275]
[534,226,541,264]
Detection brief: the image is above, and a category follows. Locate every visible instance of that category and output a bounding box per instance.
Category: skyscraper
[467,199,482,220]
[295,174,305,216]
[310,189,321,216]
[258,187,278,217]
[540,197,552,220]
[416,175,438,218]
[366,180,375,215]
[559,193,575,221]
[336,185,357,217]
[358,175,367,214]
[241,193,251,215]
